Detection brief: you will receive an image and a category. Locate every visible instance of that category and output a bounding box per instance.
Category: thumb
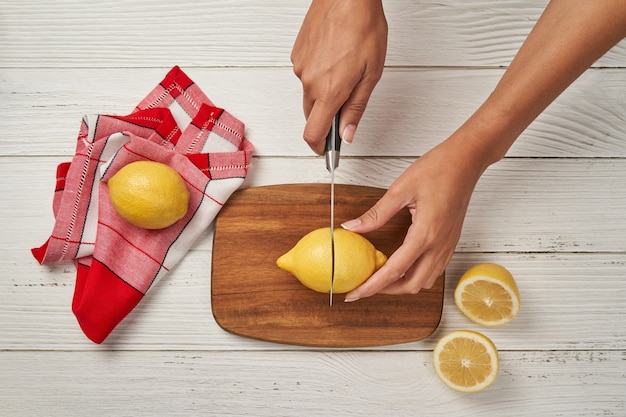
[338,77,378,144]
[341,189,406,234]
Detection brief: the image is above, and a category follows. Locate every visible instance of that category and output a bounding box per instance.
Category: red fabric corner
[72,259,143,344]
[31,239,50,264]
[160,65,194,97]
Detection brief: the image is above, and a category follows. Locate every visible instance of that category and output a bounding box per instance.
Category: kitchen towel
[32,66,254,343]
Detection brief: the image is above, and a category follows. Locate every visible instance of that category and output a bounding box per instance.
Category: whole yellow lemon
[276,227,387,294]
[107,161,190,229]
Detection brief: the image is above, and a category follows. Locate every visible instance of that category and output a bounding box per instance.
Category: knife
[325,113,342,306]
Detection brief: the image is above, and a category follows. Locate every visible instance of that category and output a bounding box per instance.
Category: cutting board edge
[210,184,445,348]
[209,317,444,349]
[210,273,445,349]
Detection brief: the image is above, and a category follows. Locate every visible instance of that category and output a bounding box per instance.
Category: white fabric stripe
[76,132,131,258]
[160,177,244,272]
[202,131,240,153]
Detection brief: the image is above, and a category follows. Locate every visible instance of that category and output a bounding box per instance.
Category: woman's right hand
[291,0,388,154]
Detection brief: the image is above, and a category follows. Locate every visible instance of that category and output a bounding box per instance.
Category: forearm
[341,0,626,300]
[456,0,626,172]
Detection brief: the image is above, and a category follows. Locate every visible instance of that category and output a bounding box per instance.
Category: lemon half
[454,263,520,326]
[433,330,499,393]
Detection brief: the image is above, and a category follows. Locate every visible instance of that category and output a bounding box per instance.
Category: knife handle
[325,113,342,171]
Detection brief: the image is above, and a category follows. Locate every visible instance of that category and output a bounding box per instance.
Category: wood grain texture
[3,0,626,414]
[0,350,624,417]
[4,248,625,351]
[4,67,626,158]
[1,0,625,68]
[211,184,444,347]
[8,156,626,253]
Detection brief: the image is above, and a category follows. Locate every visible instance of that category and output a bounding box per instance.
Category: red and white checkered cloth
[32,66,254,343]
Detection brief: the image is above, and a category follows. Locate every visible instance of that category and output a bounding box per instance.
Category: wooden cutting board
[211,184,444,348]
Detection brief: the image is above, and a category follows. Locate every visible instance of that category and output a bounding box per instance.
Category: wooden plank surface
[11,157,626,254]
[4,68,626,158]
[2,0,626,415]
[1,350,624,417]
[1,0,625,68]
[3,249,625,351]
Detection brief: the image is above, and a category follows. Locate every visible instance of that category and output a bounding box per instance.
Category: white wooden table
[1,1,625,416]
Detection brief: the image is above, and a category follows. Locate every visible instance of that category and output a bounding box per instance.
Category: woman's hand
[342,0,626,301]
[291,0,387,154]
[342,137,485,301]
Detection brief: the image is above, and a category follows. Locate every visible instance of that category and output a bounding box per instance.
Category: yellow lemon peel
[276,227,387,294]
[108,161,190,230]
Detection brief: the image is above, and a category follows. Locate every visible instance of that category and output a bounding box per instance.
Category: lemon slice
[433,330,499,393]
[454,263,520,326]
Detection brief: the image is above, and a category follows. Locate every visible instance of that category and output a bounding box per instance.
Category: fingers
[302,100,338,155]
[302,76,379,155]
[341,189,414,301]
[339,72,382,144]
[344,243,447,302]
[341,187,408,234]
[344,229,426,301]
[291,0,387,154]
[379,252,446,294]
[342,185,451,301]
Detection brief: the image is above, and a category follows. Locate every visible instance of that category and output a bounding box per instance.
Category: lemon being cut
[454,263,520,327]
[276,227,387,294]
[108,161,190,230]
[433,330,499,393]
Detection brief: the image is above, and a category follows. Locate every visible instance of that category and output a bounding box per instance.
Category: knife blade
[325,113,341,306]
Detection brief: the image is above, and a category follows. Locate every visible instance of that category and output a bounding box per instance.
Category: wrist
[451,98,526,173]
[441,114,512,182]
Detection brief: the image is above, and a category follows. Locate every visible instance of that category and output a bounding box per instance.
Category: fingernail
[341,218,361,231]
[342,124,356,143]
[344,297,359,303]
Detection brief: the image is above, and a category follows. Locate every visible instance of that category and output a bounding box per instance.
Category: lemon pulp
[454,263,521,326]
[433,330,499,393]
